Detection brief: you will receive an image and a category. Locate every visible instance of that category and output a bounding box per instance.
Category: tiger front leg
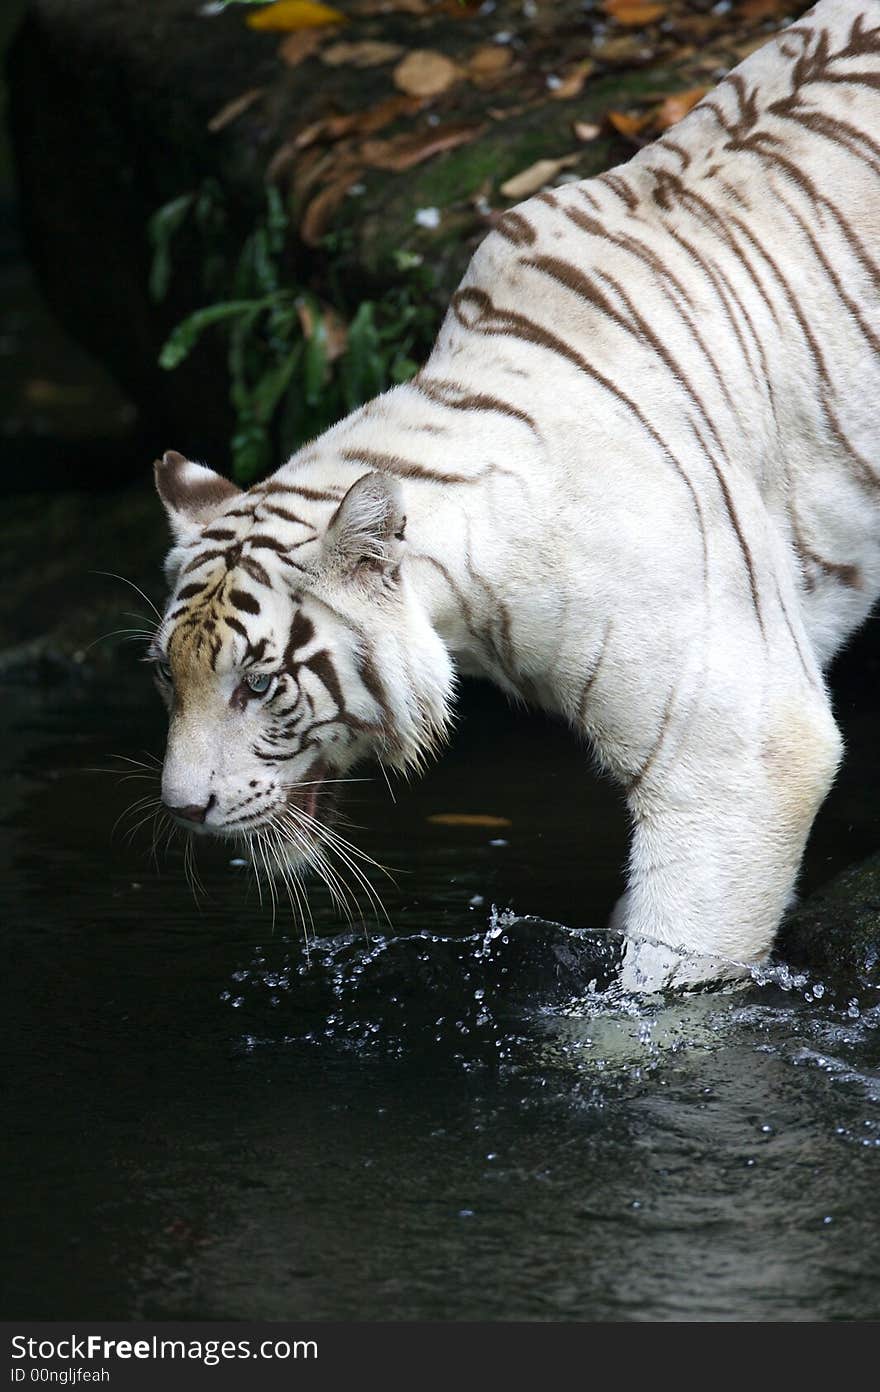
[607,679,842,992]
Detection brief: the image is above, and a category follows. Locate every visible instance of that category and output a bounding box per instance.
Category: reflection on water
[1,673,879,1322]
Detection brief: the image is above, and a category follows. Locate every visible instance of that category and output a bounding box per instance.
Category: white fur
[158,0,879,983]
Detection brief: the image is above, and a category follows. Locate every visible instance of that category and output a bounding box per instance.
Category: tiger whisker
[269,814,352,925]
[281,808,390,928]
[90,570,162,621]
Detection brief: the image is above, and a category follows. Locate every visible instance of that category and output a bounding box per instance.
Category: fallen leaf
[606,108,655,139]
[207,87,265,132]
[549,60,594,100]
[499,154,580,200]
[738,0,790,19]
[427,814,512,828]
[296,300,348,361]
[593,33,655,63]
[350,0,430,12]
[655,86,708,130]
[393,49,461,99]
[289,93,423,154]
[466,44,514,85]
[301,171,363,245]
[487,102,532,120]
[573,120,602,141]
[246,1,346,31]
[603,0,667,24]
[322,40,404,67]
[277,29,326,66]
[362,122,484,172]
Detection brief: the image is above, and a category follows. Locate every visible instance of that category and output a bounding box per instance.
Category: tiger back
[151,0,879,987]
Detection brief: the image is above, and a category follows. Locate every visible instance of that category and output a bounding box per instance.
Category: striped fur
[153,0,878,983]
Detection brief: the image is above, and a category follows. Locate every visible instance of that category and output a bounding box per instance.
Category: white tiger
[152,0,880,988]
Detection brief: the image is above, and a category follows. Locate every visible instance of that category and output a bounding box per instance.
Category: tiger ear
[154,450,241,544]
[324,472,406,581]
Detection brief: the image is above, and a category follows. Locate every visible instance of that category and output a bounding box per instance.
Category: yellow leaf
[427,814,512,828]
[247,1,346,32]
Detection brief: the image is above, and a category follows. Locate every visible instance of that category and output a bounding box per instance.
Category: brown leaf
[466,44,514,86]
[349,0,430,12]
[362,122,484,173]
[277,30,326,67]
[549,60,594,101]
[393,49,461,99]
[593,33,654,64]
[486,102,532,120]
[654,86,708,130]
[289,93,424,156]
[738,0,790,19]
[296,300,348,361]
[300,171,364,245]
[207,87,265,133]
[499,155,580,200]
[603,0,667,24]
[427,813,512,828]
[322,40,404,67]
[606,108,655,139]
[573,120,602,142]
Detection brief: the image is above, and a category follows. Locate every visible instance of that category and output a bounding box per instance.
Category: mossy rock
[7,0,811,472]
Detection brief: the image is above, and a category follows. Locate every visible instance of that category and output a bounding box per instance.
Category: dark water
[2,662,879,1323]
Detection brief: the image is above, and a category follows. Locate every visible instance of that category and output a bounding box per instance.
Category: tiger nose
[164,795,216,824]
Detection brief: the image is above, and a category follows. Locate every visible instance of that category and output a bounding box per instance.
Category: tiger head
[151,451,453,879]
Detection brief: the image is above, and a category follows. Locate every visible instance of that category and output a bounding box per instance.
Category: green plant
[149,181,438,484]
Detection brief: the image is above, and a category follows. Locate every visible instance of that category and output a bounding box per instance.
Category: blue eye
[246,673,274,695]
[156,660,172,684]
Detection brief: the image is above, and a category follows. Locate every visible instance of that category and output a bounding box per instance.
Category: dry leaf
[603,0,667,24]
[393,50,461,99]
[466,45,514,85]
[549,60,594,101]
[594,34,654,63]
[350,0,430,12]
[487,102,532,120]
[738,0,790,19]
[427,814,513,828]
[499,155,580,200]
[606,108,655,139]
[655,86,708,130]
[362,122,484,172]
[277,29,326,66]
[246,1,346,32]
[207,87,265,133]
[322,40,404,67]
[573,120,601,141]
[296,300,348,361]
[301,171,363,245]
[289,94,423,154]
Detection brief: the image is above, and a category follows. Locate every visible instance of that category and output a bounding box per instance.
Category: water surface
[2,665,879,1322]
